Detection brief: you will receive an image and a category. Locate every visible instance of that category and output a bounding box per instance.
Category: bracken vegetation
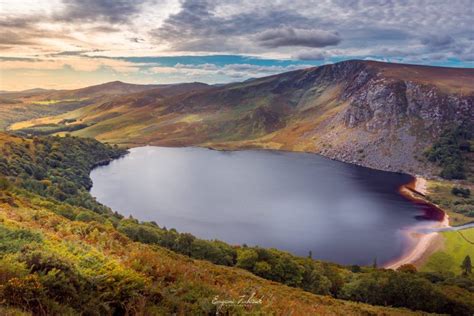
[1,133,474,315]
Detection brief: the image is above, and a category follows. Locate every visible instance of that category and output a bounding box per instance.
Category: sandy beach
[384,176,449,270]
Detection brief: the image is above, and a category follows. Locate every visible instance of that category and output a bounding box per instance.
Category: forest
[425,123,473,180]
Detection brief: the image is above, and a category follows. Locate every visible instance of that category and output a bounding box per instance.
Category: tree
[372,257,377,268]
[236,248,258,270]
[461,255,472,276]
[397,264,417,273]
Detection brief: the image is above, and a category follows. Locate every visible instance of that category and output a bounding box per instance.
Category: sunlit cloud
[0,0,472,90]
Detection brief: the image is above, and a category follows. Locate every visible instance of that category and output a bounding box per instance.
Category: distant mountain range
[5,60,474,176]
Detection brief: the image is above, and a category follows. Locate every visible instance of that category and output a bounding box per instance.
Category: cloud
[150,62,314,79]
[421,35,455,49]
[0,31,36,46]
[57,0,150,23]
[0,0,473,89]
[256,28,341,48]
[0,55,140,72]
[0,16,39,28]
[293,50,328,61]
[150,0,323,52]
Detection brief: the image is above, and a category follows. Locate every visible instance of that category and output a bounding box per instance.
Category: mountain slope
[9,60,474,176]
[3,82,211,133]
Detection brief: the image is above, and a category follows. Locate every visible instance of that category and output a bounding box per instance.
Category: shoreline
[94,143,451,269]
[384,176,449,269]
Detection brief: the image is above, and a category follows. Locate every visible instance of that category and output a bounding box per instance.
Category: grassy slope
[0,185,419,315]
[1,81,194,131]
[426,180,474,226]
[0,98,90,130]
[421,228,474,275]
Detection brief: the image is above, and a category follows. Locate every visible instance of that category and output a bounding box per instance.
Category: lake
[90,146,439,265]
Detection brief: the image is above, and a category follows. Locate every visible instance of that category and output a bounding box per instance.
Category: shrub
[0,226,42,254]
[451,187,471,198]
[0,274,45,314]
[397,264,417,273]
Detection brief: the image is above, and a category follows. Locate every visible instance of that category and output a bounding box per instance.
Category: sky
[0,0,473,90]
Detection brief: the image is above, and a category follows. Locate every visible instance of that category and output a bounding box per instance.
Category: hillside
[0,81,156,130]
[9,60,473,177]
[1,82,210,133]
[4,132,465,315]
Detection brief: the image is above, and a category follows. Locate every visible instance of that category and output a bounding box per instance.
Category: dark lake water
[90,146,437,265]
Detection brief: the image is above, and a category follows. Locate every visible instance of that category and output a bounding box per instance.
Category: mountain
[11,60,472,176]
[38,81,164,100]
[0,81,210,131]
[0,88,55,95]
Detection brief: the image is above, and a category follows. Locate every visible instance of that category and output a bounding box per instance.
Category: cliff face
[308,61,473,175]
[340,63,473,134]
[8,60,474,177]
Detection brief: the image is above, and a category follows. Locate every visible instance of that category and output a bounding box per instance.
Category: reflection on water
[90,146,437,265]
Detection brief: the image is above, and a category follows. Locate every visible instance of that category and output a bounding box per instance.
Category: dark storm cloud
[150,0,335,51]
[293,50,327,61]
[58,0,150,23]
[421,35,455,49]
[256,28,341,48]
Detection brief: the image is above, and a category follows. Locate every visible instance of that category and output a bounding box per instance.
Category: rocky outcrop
[341,65,473,137]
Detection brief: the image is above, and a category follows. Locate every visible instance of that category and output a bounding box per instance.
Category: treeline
[14,123,89,136]
[425,123,473,180]
[0,134,126,213]
[1,134,474,315]
[116,217,474,315]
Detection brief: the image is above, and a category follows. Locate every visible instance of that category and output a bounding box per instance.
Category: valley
[7,60,473,177]
[1,60,473,315]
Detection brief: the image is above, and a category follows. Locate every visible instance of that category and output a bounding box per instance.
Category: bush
[340,271,469,314]
[75,211,104,223]
[451,187,471,198]
[0,226,42,254]
[0,255,29,284]
[397,264,417,273]
[0,274,45,314]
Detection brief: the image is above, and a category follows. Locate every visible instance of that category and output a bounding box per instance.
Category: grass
[31,98,87,105]
[0,306,31,316]
[1,99,90,131]
[426,180,474,226]
[177,114,203,123]
[421,228,474,275]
